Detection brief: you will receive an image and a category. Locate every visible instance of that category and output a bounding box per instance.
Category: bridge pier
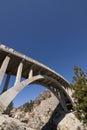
[49,86,69,112]
[59,90,68,112]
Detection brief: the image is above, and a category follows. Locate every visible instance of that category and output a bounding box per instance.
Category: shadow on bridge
[41,103,66,130]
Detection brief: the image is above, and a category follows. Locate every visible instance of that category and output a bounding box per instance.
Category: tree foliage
[3,102,13,116]
[72,66,87,125]
[23,100,34,112]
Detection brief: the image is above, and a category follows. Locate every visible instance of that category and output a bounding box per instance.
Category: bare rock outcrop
[0,114,35,130]
[11,90,59,129]
[57,113,84,130]
[0,90,86,130]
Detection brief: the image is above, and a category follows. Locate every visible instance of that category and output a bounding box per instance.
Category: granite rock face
[57,113,84,130]
[0,90,86,130]
[0,114,35,130]
[11,90,59,129]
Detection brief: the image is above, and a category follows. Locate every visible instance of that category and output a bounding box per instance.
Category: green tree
[3,102,13,116]
[23,100,34,112]
[72,66,87,126]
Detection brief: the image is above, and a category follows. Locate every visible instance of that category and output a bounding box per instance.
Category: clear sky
[0,0,87,107]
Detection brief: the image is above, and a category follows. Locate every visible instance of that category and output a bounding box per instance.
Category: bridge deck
[0,44,73,112]
[0,44,70,88]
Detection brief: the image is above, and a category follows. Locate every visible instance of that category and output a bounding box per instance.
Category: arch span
[0,44,73,113]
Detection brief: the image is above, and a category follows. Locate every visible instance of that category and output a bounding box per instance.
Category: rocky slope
[0,90,86,130]
[0,114,35,130]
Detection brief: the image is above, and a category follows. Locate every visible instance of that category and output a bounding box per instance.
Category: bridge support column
[0,65,44,113]
[14,62,23,86]
[2,73,11,93]
[58,90,68,112]
[50,87,68,112]
[0,56,10,85]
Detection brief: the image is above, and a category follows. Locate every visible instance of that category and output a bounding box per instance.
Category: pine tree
[3,102,13,116]
[72,66,87,126]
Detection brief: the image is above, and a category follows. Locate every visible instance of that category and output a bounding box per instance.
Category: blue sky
[0,0,87,107]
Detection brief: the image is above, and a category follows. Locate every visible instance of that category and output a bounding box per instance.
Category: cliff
[0,90,86,130]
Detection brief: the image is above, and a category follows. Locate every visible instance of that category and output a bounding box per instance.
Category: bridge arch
[31,75,73,111]
[0,44,73,113]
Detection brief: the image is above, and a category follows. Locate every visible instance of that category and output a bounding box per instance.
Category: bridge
[0,44,73,113]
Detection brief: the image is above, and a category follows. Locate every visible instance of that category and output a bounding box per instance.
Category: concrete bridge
[0,44,73,113]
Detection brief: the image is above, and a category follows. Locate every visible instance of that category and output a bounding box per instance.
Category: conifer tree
[72,66,87,126]
[3,101,13,116]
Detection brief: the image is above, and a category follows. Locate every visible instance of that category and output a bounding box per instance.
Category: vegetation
[3,102,13,116]
[23,100,34,112]
[71,66,87,126]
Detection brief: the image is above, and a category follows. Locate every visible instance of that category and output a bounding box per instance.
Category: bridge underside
[0,44,73,113]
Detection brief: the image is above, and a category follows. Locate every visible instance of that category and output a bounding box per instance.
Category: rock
[0,114,35,130]
[57,112,84,130]
[27,92,59,129]
[33,90,51,107]
[1,90,86,130]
